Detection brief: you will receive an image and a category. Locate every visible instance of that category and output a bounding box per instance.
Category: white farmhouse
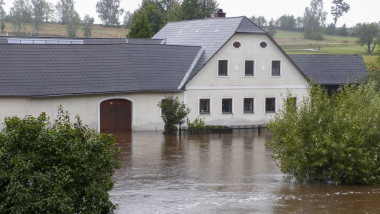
[0,15,367,132]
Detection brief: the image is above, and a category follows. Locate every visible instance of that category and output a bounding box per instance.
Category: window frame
[265,97,276,113]
[221,98,233,114]
[243,98,255,114]
[244,60,255,77]
[271,60,282,77]
[199,98,211,115]
[217,59,229,77]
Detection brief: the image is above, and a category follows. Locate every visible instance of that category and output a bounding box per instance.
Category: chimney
[214,9,226,18]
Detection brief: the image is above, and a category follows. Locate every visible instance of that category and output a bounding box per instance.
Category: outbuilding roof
[0,43,203,97]
[290,55,368,85]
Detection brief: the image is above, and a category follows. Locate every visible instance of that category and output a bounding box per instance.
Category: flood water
[109,130,380,213]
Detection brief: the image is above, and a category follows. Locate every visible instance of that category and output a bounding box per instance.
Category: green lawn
[274,30,377,66]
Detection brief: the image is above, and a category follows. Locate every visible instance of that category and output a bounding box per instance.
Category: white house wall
[0,92,183,131]
[185,33,309,126]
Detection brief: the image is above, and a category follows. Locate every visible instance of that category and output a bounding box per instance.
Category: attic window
[233,41,241,48]
[259,41,268,48]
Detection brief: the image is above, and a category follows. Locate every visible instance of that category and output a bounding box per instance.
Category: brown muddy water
[109,130,380,213]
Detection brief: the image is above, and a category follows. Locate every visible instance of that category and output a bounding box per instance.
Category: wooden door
[100,99,132,133]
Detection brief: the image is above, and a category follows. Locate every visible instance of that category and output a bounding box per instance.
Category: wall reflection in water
[109,130,380,214]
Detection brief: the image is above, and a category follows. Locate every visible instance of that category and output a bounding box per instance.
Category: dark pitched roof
[0,44,203,97]
[153,17,266,82]
[127,38,165,44]
[290,55,368,85]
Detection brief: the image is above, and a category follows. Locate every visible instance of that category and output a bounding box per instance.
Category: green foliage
[367,47,380,91]
[187,117,208,135]
[325,23,336,35]
[82,14,94,37]
[30,0,47,35]
[55,0,75,25]
[180,0,217,20]
[158,96,190,134]
[355,22,380,54]
[127,10,154,38]
[0,21,4,32]
[275,15,296,31]
[65,10,80,38]
[267,18,277,37]
[336,24,348,36]
[9,0,32,33]
[268,84,380,185]
[0,106,120,213]
[331,0,350,27]
[250,15,267,27]
[303,0,327,40]
[96,0,124,26]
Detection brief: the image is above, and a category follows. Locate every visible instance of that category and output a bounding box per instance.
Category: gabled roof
[153,17,266,81]
[290,55,368,85]
[0,44,203,97]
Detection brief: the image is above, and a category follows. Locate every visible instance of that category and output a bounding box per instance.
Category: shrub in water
[0,107,120,213]
[268,84,380,185]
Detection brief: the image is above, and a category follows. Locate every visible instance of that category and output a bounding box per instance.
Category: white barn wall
[0,92,183,131]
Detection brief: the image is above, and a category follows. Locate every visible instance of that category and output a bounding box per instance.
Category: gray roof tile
[0,44,202,96]
[290,55,368,85]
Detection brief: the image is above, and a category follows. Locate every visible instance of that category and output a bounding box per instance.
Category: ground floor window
[244,98,254,113]
[199,99,210,114]
[222,98,233,114]
[265,98,276,113]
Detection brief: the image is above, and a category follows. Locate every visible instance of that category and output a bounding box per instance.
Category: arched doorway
[100,99,132,133]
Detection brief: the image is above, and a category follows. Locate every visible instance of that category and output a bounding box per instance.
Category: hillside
[0,22,375,65]
[274,30,376,65]
[0,22,129,38]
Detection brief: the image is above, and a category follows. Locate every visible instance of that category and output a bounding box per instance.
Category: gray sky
[3,0,380,27]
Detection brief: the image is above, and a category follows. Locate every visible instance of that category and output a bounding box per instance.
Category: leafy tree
[267,18,276,37]
[127,10,154,38]
[56,0,75,24]
[0,107,120,213]
[30,0,47,35]
[303,0,327,40]
[337,23,347,36]
[275,15,296,31]
[157,0,181,21]
[158,96,190,134]
[0,0,5,32]
[295,16,303,30]
[122,10,132,28]
[331,0,350,28]
[180,0,217,20]
[367,47,380,91]
[250,15,267,27]
[129,0,166,35]
[65,10,80,37]
[9,0,31,33]
[268,83,380,185]
[82,14,94,37]
[355,22,380,54]
[325,23,336,35]
[96,0,124,26]
[43,1,54,22]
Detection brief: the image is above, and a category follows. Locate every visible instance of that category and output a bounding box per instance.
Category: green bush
[268,84,380,185]
[0,107,120,213]
[158,96,190,134]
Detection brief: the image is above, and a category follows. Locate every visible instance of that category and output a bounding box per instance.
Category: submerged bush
[268,84,380,185]
[0,107,120,213]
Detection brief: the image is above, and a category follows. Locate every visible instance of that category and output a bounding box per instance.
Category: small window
[244,98,254,113]
[265,98,276,113]
[222,98,233,114]
[272,60,281,76]
[245,60,254,76]
[200,99,210,114]
[260,41,268,48]
[233,41,241,48]
[218,60,228,76]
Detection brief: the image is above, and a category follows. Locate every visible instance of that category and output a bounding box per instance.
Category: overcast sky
[3,0,380,27]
